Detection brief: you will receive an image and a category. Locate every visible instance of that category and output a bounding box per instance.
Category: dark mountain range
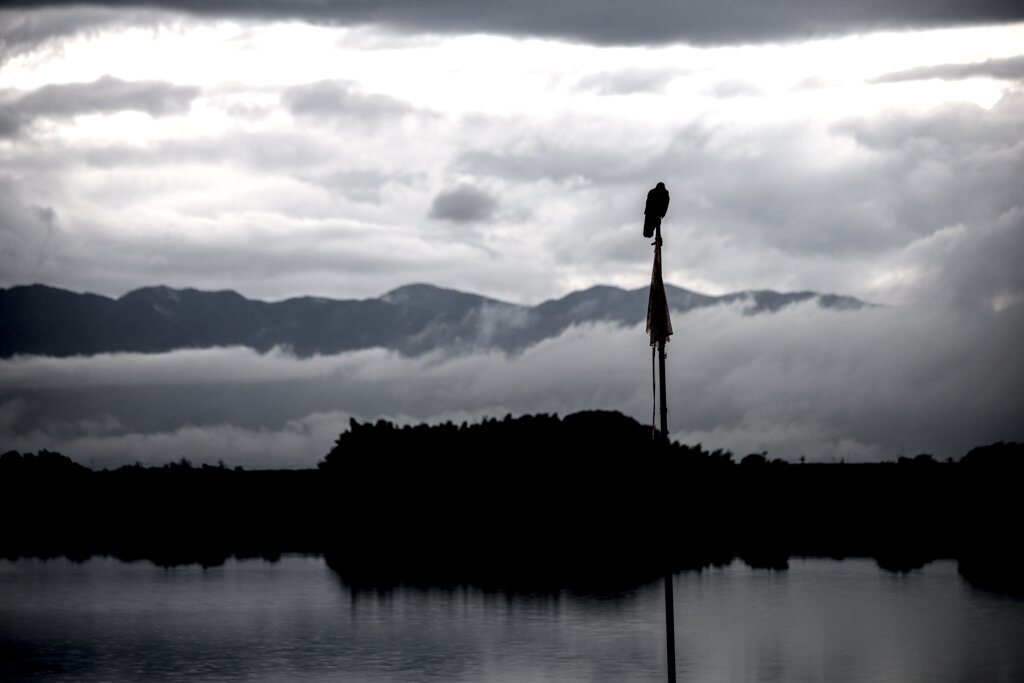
[0,282,868,358]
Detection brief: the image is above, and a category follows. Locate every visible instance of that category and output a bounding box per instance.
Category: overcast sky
[2,2,1022,466]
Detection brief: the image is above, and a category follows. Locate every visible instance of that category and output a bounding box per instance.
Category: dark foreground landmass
[2,411,1022,594]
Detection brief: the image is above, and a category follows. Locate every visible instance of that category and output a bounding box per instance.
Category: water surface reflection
[2,556,1022,682]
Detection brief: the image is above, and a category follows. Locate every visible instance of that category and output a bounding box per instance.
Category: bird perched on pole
[643,182,670,239]
[644,181,673,346]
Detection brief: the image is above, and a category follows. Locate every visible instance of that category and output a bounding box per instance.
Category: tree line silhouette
[2,411,1021,594]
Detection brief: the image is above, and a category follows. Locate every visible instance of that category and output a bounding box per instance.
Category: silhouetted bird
[643,182,670,239]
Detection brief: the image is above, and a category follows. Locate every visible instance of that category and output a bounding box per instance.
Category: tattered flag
[646,243,673,346]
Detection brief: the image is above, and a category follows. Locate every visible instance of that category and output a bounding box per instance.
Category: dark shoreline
[3,458,1020,595]
[3,415,1021,595]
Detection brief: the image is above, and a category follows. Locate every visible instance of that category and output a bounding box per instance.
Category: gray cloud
[10,128,340,173]
[897,207,1024,314]
[429,184,497,223]
[317,168,404,204]
[0,106,21,137]
[24,91,1015,305]
[575,68,682,95]
[453,89,1024,288]
[17,75,198,116]
[457,143,642,185]
[0,181,66,288]
[872,55,1024,84]
[835,92,1024,153]
[5,1,1024,48]
[0,75,200,136]
[282,80,417,125]
[0,6,167,61]
[703,79,764,98]
[3,73,1021,307]
[828,93,1024,247]
[1,8,1020,306]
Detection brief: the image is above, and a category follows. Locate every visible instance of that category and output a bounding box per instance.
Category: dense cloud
[0,6,165,61]
[445,89,1024,302]
[3,75,1022,303]
[872,55,1024,83]
[1,11,1021,304]
[4,0,1024,48]
[0,75,199,136]
[282,80,420,125]
[0,183,61,287]
[429,185,498,223]
[575,68,683,96]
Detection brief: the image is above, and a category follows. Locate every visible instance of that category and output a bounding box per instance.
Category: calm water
[2,556,1022,682]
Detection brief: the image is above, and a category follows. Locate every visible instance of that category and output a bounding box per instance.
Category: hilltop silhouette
[0,283,868,358]
[2,412,1020,594]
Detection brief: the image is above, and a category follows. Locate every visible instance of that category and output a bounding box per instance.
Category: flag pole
[648,220,676,683]
[658,336,669,447]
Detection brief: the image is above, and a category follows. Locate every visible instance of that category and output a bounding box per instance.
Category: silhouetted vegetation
[2,415,1021,594]
[0,449,90,475]
[960,441,1024,469]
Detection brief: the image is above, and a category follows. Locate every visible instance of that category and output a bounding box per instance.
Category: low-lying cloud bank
[3,288,1020,468]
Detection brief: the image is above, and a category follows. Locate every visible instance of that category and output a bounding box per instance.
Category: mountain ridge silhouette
[1,281,870,358]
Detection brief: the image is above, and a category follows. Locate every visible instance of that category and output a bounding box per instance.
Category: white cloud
[2,19,1023,304]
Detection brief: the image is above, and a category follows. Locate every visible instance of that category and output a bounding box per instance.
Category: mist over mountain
[0,282,867,358]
